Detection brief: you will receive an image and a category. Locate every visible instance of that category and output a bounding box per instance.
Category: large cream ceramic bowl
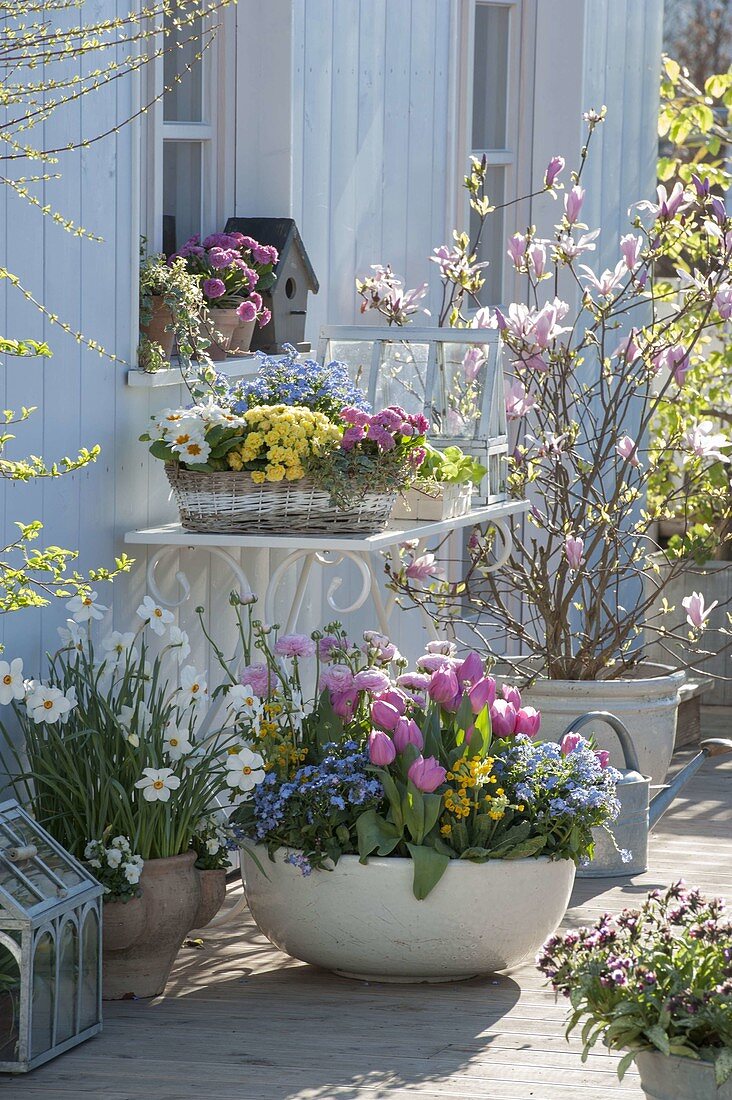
[241,847,576,982]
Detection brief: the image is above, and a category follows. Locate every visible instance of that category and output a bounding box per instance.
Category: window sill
[126,355,267,389]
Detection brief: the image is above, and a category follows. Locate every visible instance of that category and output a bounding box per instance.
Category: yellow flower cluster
[248,700,308,778]
[226,404,341,484]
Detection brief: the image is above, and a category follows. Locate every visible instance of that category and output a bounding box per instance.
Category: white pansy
[136,595,174,636]
[102,631,137,667]
[180,665,207,706]
[124,862,142,885]
[88,858,102,870]
[111,836,131,852]
[134,767,181,803]
[57,619,88,651]
[105,848,123,869]
[164,723,194,762]
[205,837,221,855]
[225,747,265,792]
[0,658,25,705]
[168,626,191,663]
[65,590,109,623]
[27,685,75,725]
[225,683,262,722]
[118,703,152,748]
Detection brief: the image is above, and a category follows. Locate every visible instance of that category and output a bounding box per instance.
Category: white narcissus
[0,658,25,705]
[27,685,75,724]
[136,595,174,636]
[118,703,153,747]
[225,748,265,792]
[164,723,193,762]
[225,683,262,722]
[102,631,137,667]
[180,665,207,706]
[57,619,88,651]
[135,767,181,802]
[66,590,109,623]
[168,626,191,662]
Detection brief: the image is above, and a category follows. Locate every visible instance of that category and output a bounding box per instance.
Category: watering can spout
[648,738,732,830]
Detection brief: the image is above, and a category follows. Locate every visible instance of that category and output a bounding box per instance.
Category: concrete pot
[102,851,201,1000]
[140,295,175,359]
[241,847,575,983]
[497,664,685,786]
[636,1051,732,1099]
[191,868,227,929]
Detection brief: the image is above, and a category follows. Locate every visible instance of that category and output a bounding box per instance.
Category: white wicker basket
[165,463,396,534]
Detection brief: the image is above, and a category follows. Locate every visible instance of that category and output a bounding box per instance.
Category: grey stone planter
[636,1051,732,1099]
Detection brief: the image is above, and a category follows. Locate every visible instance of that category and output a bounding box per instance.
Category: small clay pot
[230,316,256,356]
[192,868,228,928]
[140,295,175,359]
[102,850,201,1000]
[199,307,240,361]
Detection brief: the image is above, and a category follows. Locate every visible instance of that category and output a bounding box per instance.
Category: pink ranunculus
[416,654,458,673]
[352,668,392,694]
[320,664,356,694]
[368,730,396,766]
[203,277,226,299]
[490,699,518,738]
[407,755,447,793]
[468,676,496,714]
[544,155,565,188]
[564,184,585,225]
[560,732,583,756]
[393,717,425,753]
[239,663,273,697]
[425,640,457,657]
[317,635,342,662]
[371,698,401,732]
[236,299,257,322]
[595,749,611,769]
[375,689,407,715]
[514,706,541,738]
[331,690,358,721]
[681,591,718,630]
[501,684,523,709]
[428,666,461,709]
[565,535,585,571]
[274,633,316,658]
[457,651,483,685]
[396,672,431,692]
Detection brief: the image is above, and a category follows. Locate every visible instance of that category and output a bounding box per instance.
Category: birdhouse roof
[0,800,103,922]
[224,217,319,292]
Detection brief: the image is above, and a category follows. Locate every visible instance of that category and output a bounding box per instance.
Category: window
[460,1,523,306]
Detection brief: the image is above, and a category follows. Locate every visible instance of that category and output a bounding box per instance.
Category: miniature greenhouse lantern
[0,800,103,1073]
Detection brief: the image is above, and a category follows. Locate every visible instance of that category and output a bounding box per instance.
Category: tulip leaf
[407,843,450,900]
[423,706,443,759]
[454,693,474,736]
[715,1050,732,1086]
[356,809,402,859]
[403,781,426,844]
[376,768,404,830]
[423,792,443,838]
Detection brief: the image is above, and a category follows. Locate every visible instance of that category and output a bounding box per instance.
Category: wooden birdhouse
[224,217,319,353]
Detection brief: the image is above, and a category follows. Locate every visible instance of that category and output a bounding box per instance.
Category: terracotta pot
[102,851,201,1000]
[199,307,240,361]
[140,295,175,359]
[230,316,256,356]
[191,868,227,929]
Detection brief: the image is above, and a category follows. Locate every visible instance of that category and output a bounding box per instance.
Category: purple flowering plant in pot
[537,883,732,1097]
[224,600,621,980]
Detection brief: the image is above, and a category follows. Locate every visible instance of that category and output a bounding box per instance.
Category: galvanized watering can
[565,711,732,878]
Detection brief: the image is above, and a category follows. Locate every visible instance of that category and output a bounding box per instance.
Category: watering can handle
[560,710,642,772]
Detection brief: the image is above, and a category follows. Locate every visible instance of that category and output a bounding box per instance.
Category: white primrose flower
[27,685,75,725]
[65,590,109,623]
[136,595,174,636]
[225,747,265,792]
[164,723,194,762]
[168,626,191,663]
[179,665,207,706]
[155,408,187,434]
[0,658,25,705]
[135,767,181,803]
[173,435,212,465]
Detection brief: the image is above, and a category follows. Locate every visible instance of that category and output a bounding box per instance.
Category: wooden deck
[11,709,732,1100]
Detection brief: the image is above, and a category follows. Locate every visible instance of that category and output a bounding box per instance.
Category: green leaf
[715,1049,732,1086]
[500,835,547,860]
[149,439,176,462]
[356,809,402,859]
[644,1025,670,1057]
[459,846,492,861]
[423,792,443,838]
[616,1050,637,1081]
[403,781,426,844]
[406,843,450,900]
[376,768,404,830]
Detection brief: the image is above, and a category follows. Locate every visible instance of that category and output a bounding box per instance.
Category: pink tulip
[407,755,447,793]
[564,185,585,225]
[393,717,424,753]
[501,684,523,709]
[490,699,518,737]
[681,591,718,630]
[595,749,611,769]
[331,690,358,721]
[544,155,565,188]
[457,651,483,685]
[560,732,583,755]
[375,689,407,715]
[371,698,401,731]
[565,536,585,571]
[469,676,496,714]
[514,706,541,738]
[428,666,461,710]
[368,730,396,766]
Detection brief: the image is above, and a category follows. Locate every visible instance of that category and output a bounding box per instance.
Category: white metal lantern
[318,326,508,503]
[0,800,103,1073]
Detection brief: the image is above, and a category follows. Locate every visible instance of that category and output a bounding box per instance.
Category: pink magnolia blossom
[611,330,642,363]
[564,185,585,224]
[554,229,600,260]
[393,717,425,753]
[462,346,485,382]
[681,591,718,630]
[274,633,316,658]
[514,706,541,738]
[636,181,693,221]
[406,553,444,580]
[619,233,643,271]
[565,536,585,571]
[652,343,691,386]
[579,260,626,297]
[368,730,396,766]
[561,732,583,755]
[528,240,548,279]
[616,434,640,467]
[506,232,527,268]
[490,699,518,737]
[715,283,732,321]
[407,755,447,793]
[544,155,565,188]
[682,421,729,463]
[505,378,537,421]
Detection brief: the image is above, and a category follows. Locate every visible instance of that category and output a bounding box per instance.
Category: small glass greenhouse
[0,800,103,1073]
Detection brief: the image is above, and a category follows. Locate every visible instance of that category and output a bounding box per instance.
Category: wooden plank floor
[9,709,732,1100]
